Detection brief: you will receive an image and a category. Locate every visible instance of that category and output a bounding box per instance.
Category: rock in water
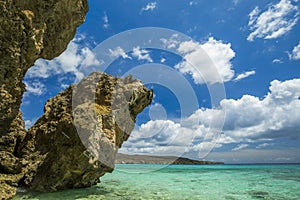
[18,72,153,191]
[0,1,153,197]
[0,0,88,199]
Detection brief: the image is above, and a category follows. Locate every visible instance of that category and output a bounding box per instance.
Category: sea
[13,164,300,200]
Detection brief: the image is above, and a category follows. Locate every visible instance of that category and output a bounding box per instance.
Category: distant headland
[115,153,224,165]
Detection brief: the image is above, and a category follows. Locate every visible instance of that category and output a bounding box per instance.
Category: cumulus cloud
[132,46,153,62]
[141,2,157,12]
[161,34,180,49]
[247,0,299,41]
[121,120,199,156]
[221,80,300,140]
[80,47,102,68]
[24,81,46,96]
[172,37,235,84]
[121,78,300,156]
[288,42,300,60]
[26,36,99,82]
[109,46,131,59]
[234,70,256,81]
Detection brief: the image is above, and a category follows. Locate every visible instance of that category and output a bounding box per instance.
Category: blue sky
[21,0,300,163]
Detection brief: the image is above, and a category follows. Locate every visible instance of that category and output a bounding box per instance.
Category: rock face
[18,72,153,192]
[0,0,88,199]
[0,1,154,199]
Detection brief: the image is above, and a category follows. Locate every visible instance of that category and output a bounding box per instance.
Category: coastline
[115,153,224,165]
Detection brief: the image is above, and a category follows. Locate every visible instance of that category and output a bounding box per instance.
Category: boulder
[18,72,153,191]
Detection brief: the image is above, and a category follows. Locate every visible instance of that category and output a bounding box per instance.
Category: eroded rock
[0,0,88,198]
[1,1,153,198]
[18,72,152,192]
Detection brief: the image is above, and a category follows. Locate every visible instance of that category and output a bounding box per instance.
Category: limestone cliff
[18,72,153,192]
[1,1,153,199]
[0,0,88,199]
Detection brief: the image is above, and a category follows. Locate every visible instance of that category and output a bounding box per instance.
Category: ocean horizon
[13,163,300,200]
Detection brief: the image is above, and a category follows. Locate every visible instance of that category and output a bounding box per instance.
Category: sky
[21,0,300,164]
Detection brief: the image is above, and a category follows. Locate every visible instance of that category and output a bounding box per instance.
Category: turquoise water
[14,164,300,200]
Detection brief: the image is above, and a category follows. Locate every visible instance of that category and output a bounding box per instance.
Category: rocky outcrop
[0,0,89,140]
[0,0,88,199]
[18,72,153,192]
[0,1,154,199]
[116,153,224,165]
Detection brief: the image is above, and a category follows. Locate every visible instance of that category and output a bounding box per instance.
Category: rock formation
[18,72,153,192]
[0,0,153,198]
[4,1,162,199]
[0,0,88,142]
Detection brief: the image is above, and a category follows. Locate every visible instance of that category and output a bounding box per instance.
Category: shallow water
[13,164,300,200]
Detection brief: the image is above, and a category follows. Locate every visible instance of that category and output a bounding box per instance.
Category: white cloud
[220,79,300,139]
[26,59,54,79]
[248,7,260,27]
[149,103,167,120]
[232,144,249,151]
[272,58,283,63]
[121,78,300,157]
[160,58,166,63]
[26,36,98,82]
[24,118,38,130]
[81,47,101,68]
[109,47,131,59]
[234,70,256,81]
[103,13,109,29]
[247,0,299,41]
[256,143,275,149]
[132,46,153,62]
[53,42,84,75]
[24,81,46,96]
[60,83,69,89]
[161,34,180,49]
[141,2,157,12]
[288,42,300,60]
[174,37,235,84]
